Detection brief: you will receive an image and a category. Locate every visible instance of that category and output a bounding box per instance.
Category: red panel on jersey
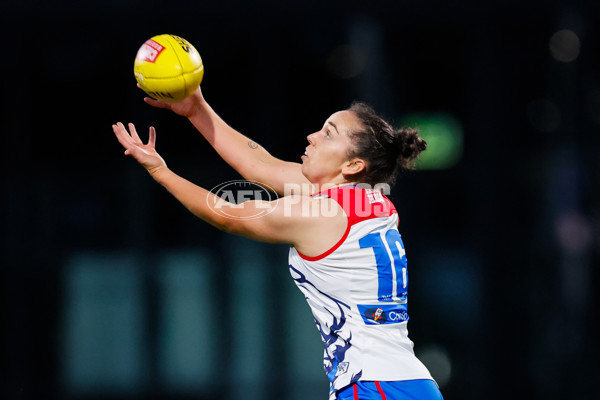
[297,186,397,261]
[325,186,397,226]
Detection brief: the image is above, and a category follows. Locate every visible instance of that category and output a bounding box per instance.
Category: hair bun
[395,127,427,169]
[347,101,428,185]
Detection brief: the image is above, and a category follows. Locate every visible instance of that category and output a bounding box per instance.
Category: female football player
[112,86,443,400]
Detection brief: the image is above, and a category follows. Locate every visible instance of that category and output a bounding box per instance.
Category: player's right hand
[141,85,204,119]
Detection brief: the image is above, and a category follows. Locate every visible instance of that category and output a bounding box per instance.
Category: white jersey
[288,186,433,399]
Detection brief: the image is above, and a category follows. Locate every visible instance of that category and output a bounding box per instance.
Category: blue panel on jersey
[357,303,409,325]
[385,230,408,301]
[359,233,394,302]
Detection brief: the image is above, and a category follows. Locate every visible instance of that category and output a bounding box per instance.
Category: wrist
[148,164,171,182]
[186,97,207,121]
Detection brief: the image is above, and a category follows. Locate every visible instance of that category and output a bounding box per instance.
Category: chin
[300,167,317,185]
[300,162,309,176]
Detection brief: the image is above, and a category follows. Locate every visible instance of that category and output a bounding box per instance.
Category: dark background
[1,1,599,399]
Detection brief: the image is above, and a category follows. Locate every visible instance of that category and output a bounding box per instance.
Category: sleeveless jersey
[288,186,433,399]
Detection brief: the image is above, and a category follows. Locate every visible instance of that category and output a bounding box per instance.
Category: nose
[307,131,317,144]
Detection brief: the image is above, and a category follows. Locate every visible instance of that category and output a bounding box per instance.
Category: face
[301,110,364,186]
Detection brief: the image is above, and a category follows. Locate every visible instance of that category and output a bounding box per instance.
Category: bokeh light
[549,29,581,63]
[417,344,452,388]
[402,112,464,170]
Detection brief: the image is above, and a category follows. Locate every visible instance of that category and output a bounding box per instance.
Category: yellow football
[133,34,204,102]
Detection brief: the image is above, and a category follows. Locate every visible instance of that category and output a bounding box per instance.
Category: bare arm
[143,87,311,195]
[112,122,345,254]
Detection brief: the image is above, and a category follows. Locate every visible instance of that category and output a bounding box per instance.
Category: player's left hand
[112,122,167,175]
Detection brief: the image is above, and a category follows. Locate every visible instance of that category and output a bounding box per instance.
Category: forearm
[187,100,275,181]
[150,167,230,231]
[148,166,291,243]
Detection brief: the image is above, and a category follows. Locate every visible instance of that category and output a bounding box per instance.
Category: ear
[342,158,366,176]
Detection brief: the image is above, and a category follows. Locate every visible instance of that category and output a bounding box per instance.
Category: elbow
[212,217,272,243]
[206,213,236,234]
[212,215,248,237]
[218,218,238,235]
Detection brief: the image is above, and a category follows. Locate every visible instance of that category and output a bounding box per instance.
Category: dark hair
[346,102,427,186]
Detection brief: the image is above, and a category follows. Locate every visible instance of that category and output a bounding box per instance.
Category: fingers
[148,126,156,147]
[113,122,156,152]
[137,82,169,108]
[129,123,142,143]
[144,97,170,109]
[112,122,135,148]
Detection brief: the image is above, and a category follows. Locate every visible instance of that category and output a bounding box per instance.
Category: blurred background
[1,0,599,399]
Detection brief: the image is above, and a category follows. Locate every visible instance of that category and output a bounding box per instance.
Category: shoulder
[323,186,397,225]
[267,194,348,257]
[269,194,346,223]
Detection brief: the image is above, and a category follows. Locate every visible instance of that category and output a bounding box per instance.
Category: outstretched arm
[112,122,345,253]
[112,121,247,233]
[143,87,311,195]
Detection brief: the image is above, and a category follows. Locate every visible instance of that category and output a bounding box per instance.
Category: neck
[316,181,357,192]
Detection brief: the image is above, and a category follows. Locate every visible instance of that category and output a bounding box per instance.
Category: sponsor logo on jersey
[357,304,409,325]
[373,307,384,321]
